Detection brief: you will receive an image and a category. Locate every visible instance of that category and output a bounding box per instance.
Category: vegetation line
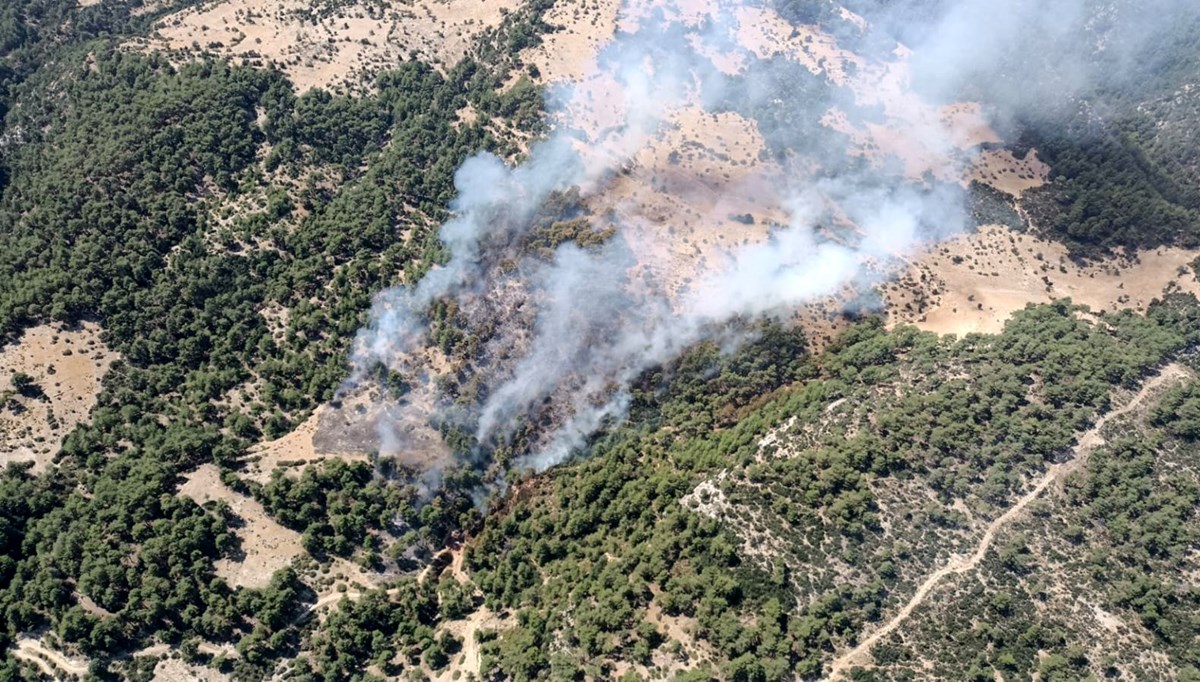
[824,363,1192,680]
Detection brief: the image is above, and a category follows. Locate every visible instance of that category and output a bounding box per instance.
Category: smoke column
[349,0,1196,480]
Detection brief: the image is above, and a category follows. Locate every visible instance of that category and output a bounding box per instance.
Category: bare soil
[434,606,515,681]
[522,0,622,84]
[242,406,323,484]
[11,635,90,678]
[241,401,387,484]
[968,148,1050,198]
[153,658,231,682]
[0,322,117,473]
[178,463,305,589]
[884,224,1200,337]
[136,0,522,92]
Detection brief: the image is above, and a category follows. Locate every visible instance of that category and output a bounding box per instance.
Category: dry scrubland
[885,226,1200,337]
[0,322,117,472]
[178,463,306,590]
[676,354,1200,681]
[153,657,232,681]
[829,364,1199,680]
[129,0,1195,346]
[519,0,1001,317]
[824,364,1194,679]
[507,0,1200,346]
[240,405,364,484]
[133,0,522,91]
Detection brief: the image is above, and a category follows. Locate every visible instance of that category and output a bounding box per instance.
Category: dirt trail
[13,636,90,678]
[825,363,1192,680]
[289,588,368,626]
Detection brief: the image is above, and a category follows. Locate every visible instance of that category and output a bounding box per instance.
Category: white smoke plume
[348,0,1195,481]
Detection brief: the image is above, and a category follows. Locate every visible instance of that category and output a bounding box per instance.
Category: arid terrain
[133,0,523,91]
[0,322,117,472]
[886,225,1200,337]
[117,0,1200,629]
[179,463,306,589]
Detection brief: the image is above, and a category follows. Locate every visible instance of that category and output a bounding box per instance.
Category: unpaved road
[13,636,89,678]
[824,363,1191,680]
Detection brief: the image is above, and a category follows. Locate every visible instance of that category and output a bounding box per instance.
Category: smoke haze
[348,0,1196,482]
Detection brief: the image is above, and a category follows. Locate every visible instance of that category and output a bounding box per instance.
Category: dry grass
[153,658,231,682]
[12,635,90,678]
[515,0,1011,353]
[882,224,1200,337]
[242,406,329,484]
[968,148,1050,198]
[135,0,522,92]
[433,605,515,682]
[521,0,621,84]
[178,463,305,589]
[0,322,117,473]
[594,108,787,304]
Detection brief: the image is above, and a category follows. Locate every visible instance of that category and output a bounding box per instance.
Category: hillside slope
[3,0,1200,681]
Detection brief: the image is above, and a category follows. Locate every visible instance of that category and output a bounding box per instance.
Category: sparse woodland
[3,0,1200,681]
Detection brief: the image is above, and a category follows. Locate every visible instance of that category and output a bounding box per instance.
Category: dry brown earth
[178,463,305,589]
[0,322,117,473]
[884,225,1200,337]
[137,0,523,91]
[153,658,232,682]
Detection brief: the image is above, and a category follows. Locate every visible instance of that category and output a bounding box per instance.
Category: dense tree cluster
[257,460,414,560]
[451,297,1200,680]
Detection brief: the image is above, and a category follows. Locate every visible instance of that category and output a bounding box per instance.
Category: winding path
[13,636,89,678]
[824,363,1190,680]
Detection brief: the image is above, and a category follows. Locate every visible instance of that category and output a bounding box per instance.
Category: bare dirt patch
[153,658,231,682]
[178,463,304,589]
[434,605,514,681]
[883,225,1200,337]
[241,401,384,484]
[136,0,522,92]
[524,0,1004,334]
[600,108,788,302]
[968,147,1050,198]
[643,592,714,671]
[522,0,621,84]
[242,406,323,483]
[0,322,117,473]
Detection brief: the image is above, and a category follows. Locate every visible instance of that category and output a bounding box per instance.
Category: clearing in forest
[0,322,117,473]
[884,225,1200,337]
[178,463,305,589]
[136,0,522,91]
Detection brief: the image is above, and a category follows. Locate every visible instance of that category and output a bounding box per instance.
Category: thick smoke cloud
[888,0,1200,123]
[349,0,1192,482]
